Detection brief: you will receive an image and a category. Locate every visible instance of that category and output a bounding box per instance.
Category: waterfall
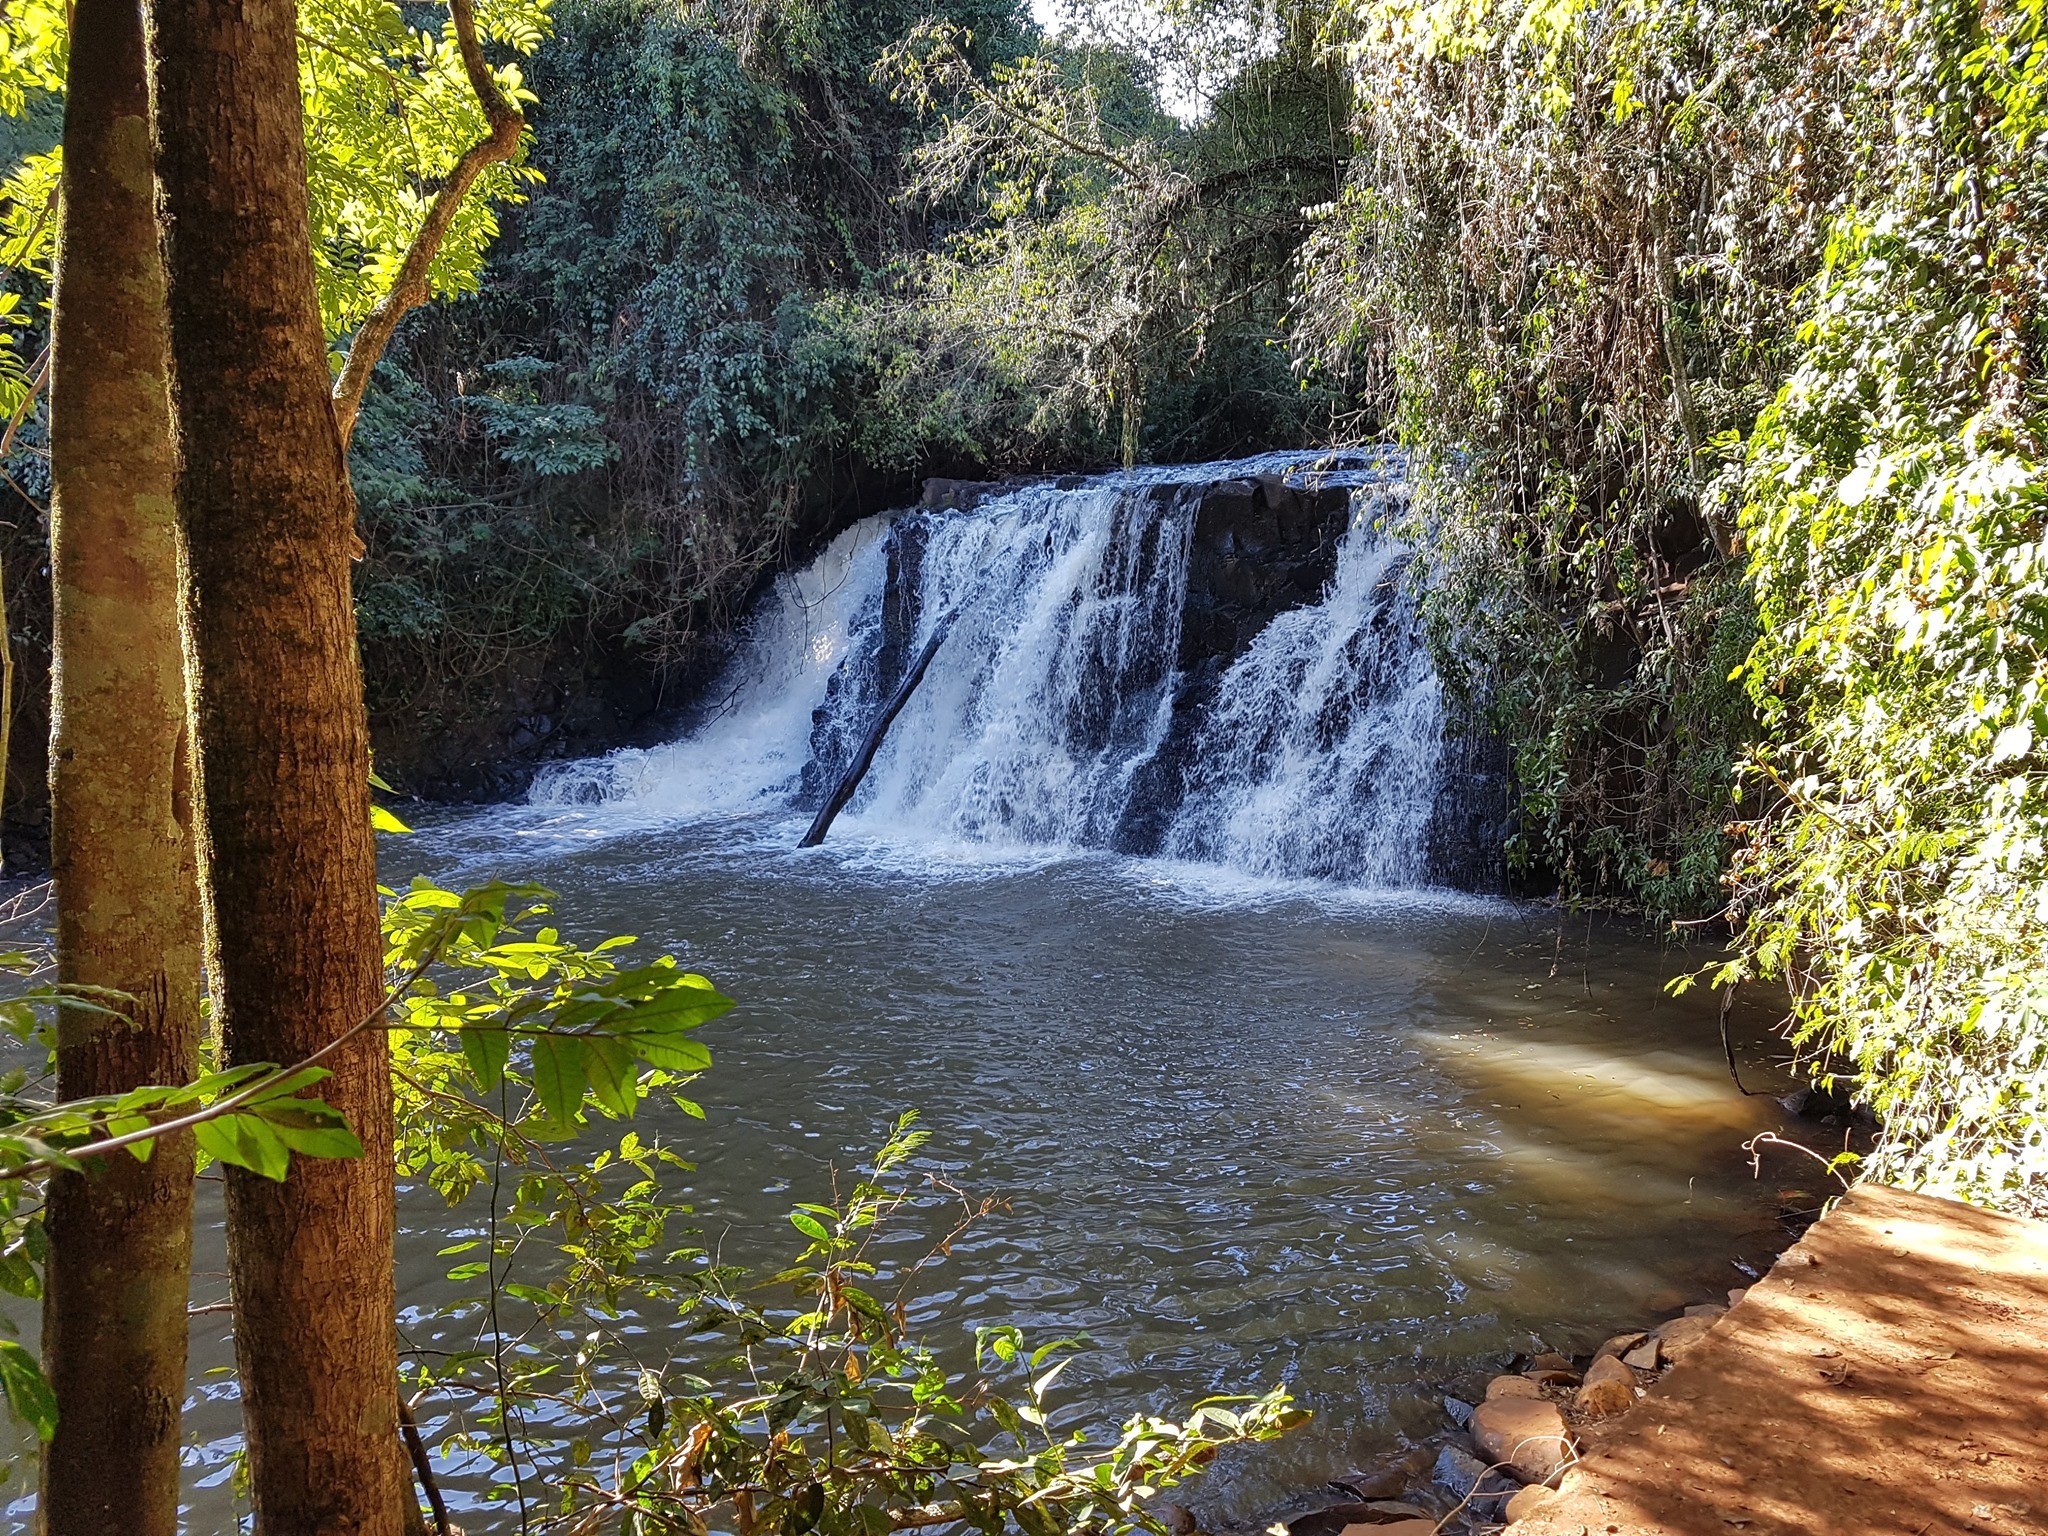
[532,451,1501,889]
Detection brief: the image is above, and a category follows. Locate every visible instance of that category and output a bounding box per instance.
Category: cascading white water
[532,451,1473,887]
[1162,533,1443,885]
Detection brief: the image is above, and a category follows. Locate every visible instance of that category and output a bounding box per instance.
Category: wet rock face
[1178,474,1356,671]
[797,461,1511,893]
[1113,474,1372,859]
[800,518,930,807]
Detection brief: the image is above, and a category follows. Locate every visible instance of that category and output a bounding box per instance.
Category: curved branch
[331,0,525,451]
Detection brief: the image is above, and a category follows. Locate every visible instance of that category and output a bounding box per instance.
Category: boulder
[1622,1337,1662,1370]
[1470,1396,1575,1485]
[1727,1287,1750,1308]
[1574,1355,1635,1417]
[1651,1311,1721,1361]
[1433,1444,1518,1520]
[918,478,1004,512]
[1431,1444,1490,1497]
[1594,1330,1647,1361]
[1581,1353,1634,1388]
[1504,1483,1560,1523]
[1328,1469,1406,1500]
[1485,1374,1543,1401]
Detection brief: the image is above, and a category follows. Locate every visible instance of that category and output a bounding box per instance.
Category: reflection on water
[8,808,1801,1529]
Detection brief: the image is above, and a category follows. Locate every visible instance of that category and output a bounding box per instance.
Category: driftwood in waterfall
[800,609,958,848]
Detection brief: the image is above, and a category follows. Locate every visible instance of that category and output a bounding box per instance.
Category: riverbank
[1274,1183,2047,1535]
[1506,1183,2047,1535]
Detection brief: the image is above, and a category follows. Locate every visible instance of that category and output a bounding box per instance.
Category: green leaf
[788,1211,831,1243]
[0,1341,54,1442]
[194,1113,292,1182]
[461,1024,511,1092]
[584,1035,639,1117]
[530,1034,588,1125]
[260,1118,363,1162]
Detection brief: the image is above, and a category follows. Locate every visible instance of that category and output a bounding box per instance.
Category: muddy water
[5,809,1805,1529]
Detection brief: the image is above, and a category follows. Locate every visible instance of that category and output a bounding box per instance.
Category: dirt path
[1510,1184,2048,1536]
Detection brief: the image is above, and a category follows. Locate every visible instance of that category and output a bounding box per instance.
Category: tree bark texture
[38,2,202,1531]
[146,5,407,1532]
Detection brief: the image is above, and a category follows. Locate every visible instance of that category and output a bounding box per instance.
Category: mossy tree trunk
[146,2,409,1530]
[37,1,203,1530]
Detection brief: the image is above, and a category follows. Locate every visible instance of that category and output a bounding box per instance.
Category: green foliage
[1297,0,2046,1203]
[391,1104,1303,1530]
[1295,0,1830,918]
[0,874,736,1444]
[0,0,549,466]
[1721,0,2048,1211]
[412,0,1042,655]
[876,15,1348,466]
[382,876,727,1146]
[299,0,550,347]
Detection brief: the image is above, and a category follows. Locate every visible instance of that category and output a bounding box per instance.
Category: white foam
[527,452,1463,894]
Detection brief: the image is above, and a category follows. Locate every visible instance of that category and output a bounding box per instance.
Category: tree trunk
[37,2,202,1531]
[146,5,407,1532]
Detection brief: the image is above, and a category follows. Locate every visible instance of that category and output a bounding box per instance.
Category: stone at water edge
[1621,1336,1661,1370]
[1683,1302,1730,1320]
[1644,1286,1688,1312]
[1441,1395,1475,1428]
[1594,1331,1647,1361]
[1328,1470,1404,1501]
[1523,1367,1580,1387]
[1286,1502,1411,1536]
[1504,1483,1559,1523]
[1527,1351,1575,1373]
[1485,1374,1542,1401]
[1364,1503,1432,1519]
[1727,1287,1749,1307]
[1432,1444,1489,1497]
[1470,1396,1575,1485]
[1433,1445,1517,1521]
[1651,1311,1721,1361]
[1338,1524,1438,1536]
[1573,1354,1635,1417]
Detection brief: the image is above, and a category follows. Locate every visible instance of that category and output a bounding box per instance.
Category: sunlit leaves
[475,1107,1306,1536]
[299,0,548,345]
[1731,0,2048,1213]
[0,0,549,393]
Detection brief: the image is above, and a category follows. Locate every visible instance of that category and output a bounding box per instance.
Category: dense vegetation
[339,0,1353,786]
[0,0,2038,1526]
[0,10,2038,1500]
[0,4,1305,1530]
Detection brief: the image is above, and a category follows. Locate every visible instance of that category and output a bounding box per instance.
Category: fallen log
[799,608,959,848]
